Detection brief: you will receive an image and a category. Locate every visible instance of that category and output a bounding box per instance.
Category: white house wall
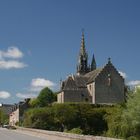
[87,82,95,104]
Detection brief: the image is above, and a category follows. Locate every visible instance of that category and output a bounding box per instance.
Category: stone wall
[17,127,123,140]
[64,89,91,103]
[95,63,125,104]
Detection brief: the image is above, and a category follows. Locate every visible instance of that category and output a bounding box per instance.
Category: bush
[67,128,83,134]
[23,103,109,135]
[106,89,140,139]
[105,105,124,138]
[126,136,138,140]
[121,89,140,139]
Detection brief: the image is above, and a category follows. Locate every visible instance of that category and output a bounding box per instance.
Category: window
[89,84,92,91]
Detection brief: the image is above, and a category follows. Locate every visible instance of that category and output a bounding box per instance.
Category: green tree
[29,98,39,108]
[29,87,56,107]
[37,87,56,107]
[106,88,140,139]
[0,108,8,125]
[105,105,124,138]
[120,88,140,139]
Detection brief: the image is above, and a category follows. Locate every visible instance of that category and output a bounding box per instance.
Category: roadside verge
[16,127,123,140]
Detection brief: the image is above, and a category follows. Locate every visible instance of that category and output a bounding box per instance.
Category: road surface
[0,128,48,140]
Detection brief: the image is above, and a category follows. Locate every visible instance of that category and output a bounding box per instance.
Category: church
[57,32,125,104]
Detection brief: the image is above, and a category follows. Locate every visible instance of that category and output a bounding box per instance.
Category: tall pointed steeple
[91,53,96,71]
[77,31,90,75]
[80,31,86,56]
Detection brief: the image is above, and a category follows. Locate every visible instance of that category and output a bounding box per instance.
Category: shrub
[126,136,138,140]
[67,127,83,134]
[23,103,109,135]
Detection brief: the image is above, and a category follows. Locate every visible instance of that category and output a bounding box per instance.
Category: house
[9,98,30,126]
[57,32,125,104]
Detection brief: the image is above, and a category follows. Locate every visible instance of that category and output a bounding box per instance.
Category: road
[0,128,48,140]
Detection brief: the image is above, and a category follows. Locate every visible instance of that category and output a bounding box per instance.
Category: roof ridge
[86,68,103,84]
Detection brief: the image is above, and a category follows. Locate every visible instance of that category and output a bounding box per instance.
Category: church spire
[91,53,96,71]
[80,31,86,56]
[77,31,90,75]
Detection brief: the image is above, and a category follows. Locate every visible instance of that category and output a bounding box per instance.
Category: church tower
[77,32,90,75]
[91,54,96,71]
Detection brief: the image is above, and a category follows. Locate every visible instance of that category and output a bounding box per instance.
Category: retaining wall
[17,127,123,140]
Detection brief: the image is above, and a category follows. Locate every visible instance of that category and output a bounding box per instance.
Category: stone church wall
[63,89,90,103]
[95,65,125,104]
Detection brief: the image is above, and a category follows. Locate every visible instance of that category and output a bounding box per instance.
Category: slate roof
[61,68,103,90]
[63,76,78,90]
[85,68,103,84]
[73,75,88,87]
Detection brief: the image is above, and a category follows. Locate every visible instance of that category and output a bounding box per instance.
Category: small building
[9,98,30,126]
[57,32,125,104]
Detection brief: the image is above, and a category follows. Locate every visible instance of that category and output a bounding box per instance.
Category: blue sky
[0,0,140,104]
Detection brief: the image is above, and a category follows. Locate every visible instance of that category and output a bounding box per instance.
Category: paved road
[0,128,48,140]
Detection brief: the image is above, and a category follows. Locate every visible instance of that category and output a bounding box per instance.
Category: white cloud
[30,78,55,92]
[31,78,55,87]
[119,71,127,78]
[0,47,23,59]
[16,93,37,99]
[0,47,27,70]
[16,78,56,99]
[0,60,27,69]
[0,91,11,99]
[30,87,44,92]
[127,80,140,86]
